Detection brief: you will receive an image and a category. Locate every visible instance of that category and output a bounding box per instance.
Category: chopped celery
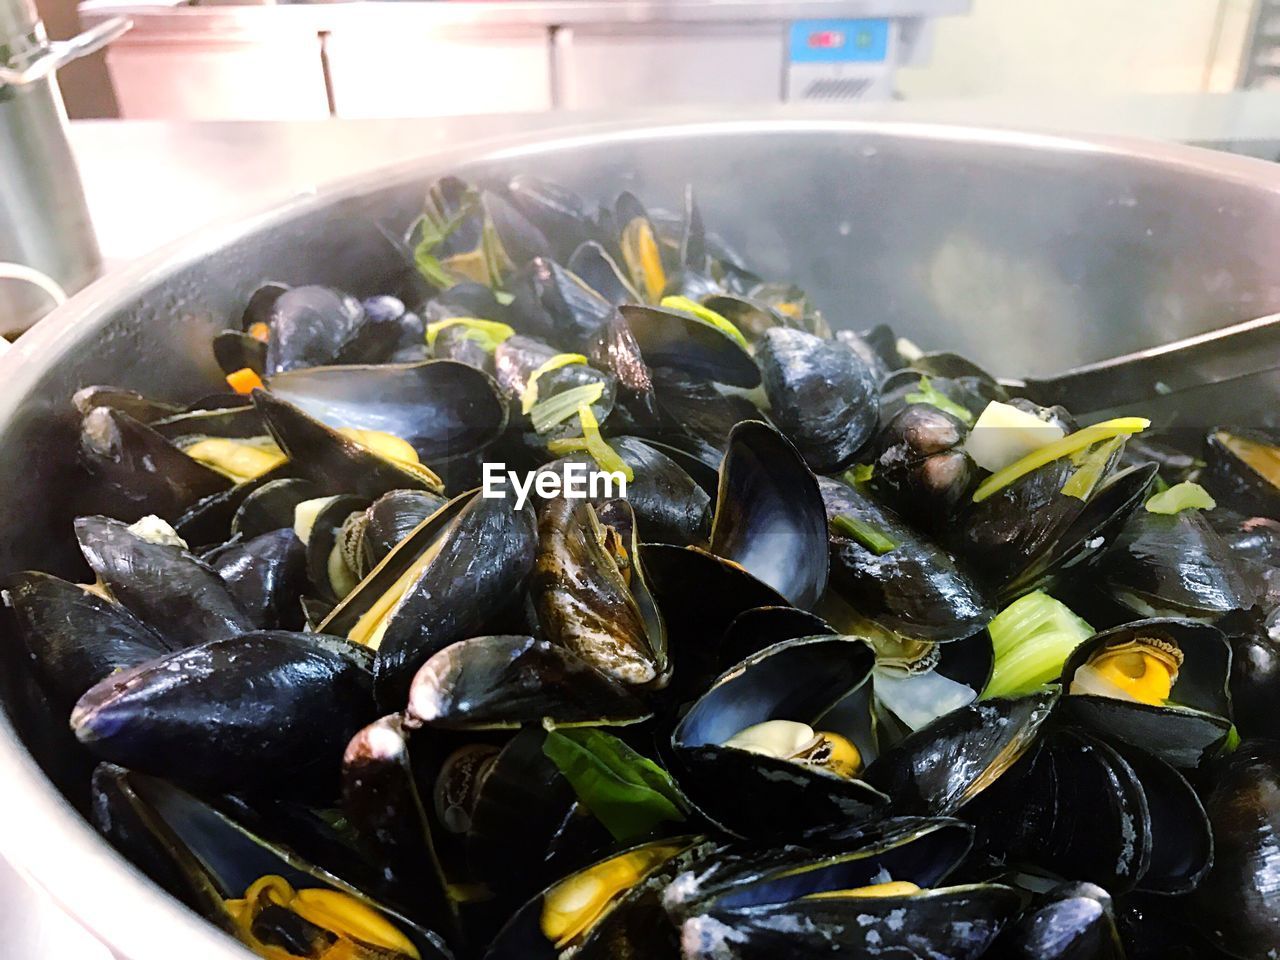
[904,376,975,425]
[1146,480,1217,515]
[972,417,1150,503]
[1060,435,1126,500]
[843,463,875,487]
[981,591,1093,699]
[831,514,897,555]
[425,317,514,353]
[546,405,635,482]
[659,295,750,351]
[529,382,605,435]
[520,353,589,414]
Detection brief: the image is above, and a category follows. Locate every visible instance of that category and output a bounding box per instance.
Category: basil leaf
[543,729,687,842]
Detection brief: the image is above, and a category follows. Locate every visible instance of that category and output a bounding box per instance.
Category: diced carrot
[248,322,270,342]
[226,367,264,394]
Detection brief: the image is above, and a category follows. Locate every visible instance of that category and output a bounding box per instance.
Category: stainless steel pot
[1,119,1280,959]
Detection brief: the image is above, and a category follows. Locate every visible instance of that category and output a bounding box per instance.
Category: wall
[897,0,1255,98]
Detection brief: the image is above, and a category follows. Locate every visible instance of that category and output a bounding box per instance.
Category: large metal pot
[2,119,1280,959]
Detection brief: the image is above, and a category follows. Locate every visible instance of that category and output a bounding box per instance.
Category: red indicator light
[808,30,845,49]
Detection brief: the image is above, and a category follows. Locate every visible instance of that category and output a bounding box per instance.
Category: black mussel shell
[540,436,711,547]
[405,635,651,730]
[80,407,232,521]
[1101,507,1257,620]
[72,631,376,794]
[672,635,888,839]
[204,528,307,630]
[961,459,1157,604]
[5,571,172,710]
[531,497,668,688]
[342,714,460,941]
[267,360,508,462]
[231,477,321,539]
[173,462,296,549]
[505,175,593,259]
[1229,627,1280,739]
[213,330,268,376]
[318,491,536,711]
[75,515,255,645]
[1194,740,1280,957]
[509,256,616,349]
[359,489,449,571]
[664,817,974,924]
[1202,427,1280,518]
[73,385,183,423]
[873,403,976,534]
[252,389,444,498]
[720,605,833,666]
[92,765,452,958]
[701,295,793,345]
[264,285,367,375]
[650,366,762,454]
[820,477,991,643]
[835,327,895,382]
[756,327,878,473]
[995,882,1124,960]
[966,729,1152,894]
[710,421,829,610]
[302,493,370,602]
[484,836,709,960]
[151,404,263,443]
[879,369,995,431]
[620,304,760,389]
[568,241,639,306]
[1058,618,1233,767]
[864,689,1056,817]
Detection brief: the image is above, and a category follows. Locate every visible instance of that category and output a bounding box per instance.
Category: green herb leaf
[842,464,875,487]
[904,376,975,425]
[831,513,897,555]
[414,242,454,289]
[1145,481,1217,515]
[542,729,688,842]
[981,591,1093,699]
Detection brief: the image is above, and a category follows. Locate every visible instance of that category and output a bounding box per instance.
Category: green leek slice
[521,354,589,414]
[1145,480,1217,515]
[425,317,514,353]
[831,514,897,555]
[659,296,750,351]
[546,405,634,482]
[529,383,605,435]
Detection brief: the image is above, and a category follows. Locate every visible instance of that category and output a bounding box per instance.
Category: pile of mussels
[9,175,1280,960]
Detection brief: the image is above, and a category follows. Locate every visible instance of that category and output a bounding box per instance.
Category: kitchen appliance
[1,119,1279,958]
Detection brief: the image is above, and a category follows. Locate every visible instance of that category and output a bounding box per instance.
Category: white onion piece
[874,669,976,732]
[964,401,1066,474]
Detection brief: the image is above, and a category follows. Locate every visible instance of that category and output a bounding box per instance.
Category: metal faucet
[0,0,128,334]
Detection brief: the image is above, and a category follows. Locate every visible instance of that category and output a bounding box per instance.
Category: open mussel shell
[406,635,651,730]
[967,728,1211,897]
[709,421,829,610]
[504,175,593,260]
[301,494,370,602]
[262,284,373,374]
[864,688,1057,817]
[317,490,538,711]
[342,714,461,943]
[671,635,888,839]
[80,406,232,521]
[567,241,639,306]
[75,514,255,646]
[820,476,992,643]
[509,255,616,349]
[484,835,710,960]
[619,304,760,388]
[756,327,879,473]
[1101,507,1256,620]
[92,765,453,959]
[151,404,264,443]
[650,366,763,455]
[961,458,1157,604]
[995,881,1124,960]
[674,834,1020,960]
[267,360,508,462]
[213,328,268,376]
[1202,427,1280,518]
[252,389,444,499]
[231,477,321,539]
[204,527,307,631]
[359,489,449,571]
[719,605,833,666]
[531,497,668,689]
[73,385,184,423]
[663,817,975,924]
[1058,618,1233,767]
[72,631,376,794]
[4,571,173,711]
[1194,739,1280,957]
